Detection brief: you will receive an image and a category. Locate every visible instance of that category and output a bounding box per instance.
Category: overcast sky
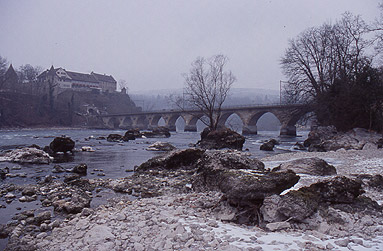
[0,0,381,92]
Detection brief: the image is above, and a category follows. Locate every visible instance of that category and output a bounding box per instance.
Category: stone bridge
[98,104,311,136]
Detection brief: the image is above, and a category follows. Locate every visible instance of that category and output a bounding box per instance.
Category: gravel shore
[20,191,383,251]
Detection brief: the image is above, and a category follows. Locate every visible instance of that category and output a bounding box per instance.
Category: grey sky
[0,0,381,92]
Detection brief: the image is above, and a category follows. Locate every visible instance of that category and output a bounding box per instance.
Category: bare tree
[281,12,370,102]
[371,2,383,58]
[18,64,43,83]
[182,55,236,130]
[281,12,383,132]
[0,55,8,78]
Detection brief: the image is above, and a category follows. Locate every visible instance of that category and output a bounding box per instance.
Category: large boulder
[196,150,265,171]
[194,168,300,207]
[260,139,278,151]
[128,148,300,225]
[142,127,171,138]
[135,148,205,172]
[123,129,141,140]
[71,163,88,175]
[273,157,337,176]
[303,126,338,148]
[304,126,382,152]
[107,134,124,142]
[261,176,364,223]
[146,142,176,151]
[193,150,298,207]
[197,128,245,150]
[0,148,53,164]
[49,136,75,153]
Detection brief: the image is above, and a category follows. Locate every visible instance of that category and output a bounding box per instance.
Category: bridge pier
[242,125,257,135]
[184,125,197,132]
[280,125,296,136]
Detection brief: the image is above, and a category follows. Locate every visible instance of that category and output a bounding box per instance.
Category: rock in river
[260,139,278,151]
[49,136,75,153]
[141,127,171,138]
[197,128,245,150]
[0,147,53,164]
[146,142,176,151]
[71,163,88,175]
[107,134,125,142]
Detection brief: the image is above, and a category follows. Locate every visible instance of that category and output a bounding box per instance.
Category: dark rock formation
[49,136,75,153]
[0,168,8,179]
[261,176,364,223]
[196,150,265,171]
[123,129,141,140]
[378,138,383,149]
[303,126,338,149]
[134,149,299,207]
[260,139,278,151]
[194,169,299,207]
[197,128,245,150]
[71,163,87,175]
[52,165,65,173]
[273,157,337,176]
[135,148,205,172]
[142,127,171,138]
[22,185,37,196]
[146,142,176,151]
[107,134,125,142]
[304,126,382,152]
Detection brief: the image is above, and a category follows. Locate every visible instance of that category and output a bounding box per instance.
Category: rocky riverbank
[2,146,383,250]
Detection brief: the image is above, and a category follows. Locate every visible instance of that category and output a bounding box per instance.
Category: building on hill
[37,66,117,94]
[91,72,117,93]
[0,64,19,92]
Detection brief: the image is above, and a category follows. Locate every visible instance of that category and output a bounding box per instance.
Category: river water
[0,128,308,248]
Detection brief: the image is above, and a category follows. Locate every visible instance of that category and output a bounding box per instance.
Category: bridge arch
[121,117,133,129]
[133,116,149,130]
[148,115,163,130]
[163,114,183,131]
[219,112,244,133]
[184,114,202,132]
[107,117,121,129]
[279,110,313,136]
[242,111,281,135]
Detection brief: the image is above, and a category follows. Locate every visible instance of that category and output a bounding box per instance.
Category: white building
[37,66,117,93]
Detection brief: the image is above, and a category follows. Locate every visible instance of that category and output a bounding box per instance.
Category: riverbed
[0,128,308,249]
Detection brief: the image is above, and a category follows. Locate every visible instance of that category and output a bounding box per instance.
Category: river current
[0,128,308,248]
